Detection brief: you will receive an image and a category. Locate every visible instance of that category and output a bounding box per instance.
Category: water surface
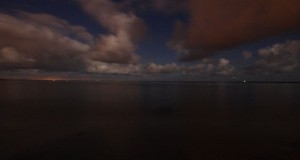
[0,81,300,160]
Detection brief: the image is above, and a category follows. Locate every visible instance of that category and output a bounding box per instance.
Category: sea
[0,80,300,160]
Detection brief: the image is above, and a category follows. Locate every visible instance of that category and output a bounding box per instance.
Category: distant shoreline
[1,79,300,84]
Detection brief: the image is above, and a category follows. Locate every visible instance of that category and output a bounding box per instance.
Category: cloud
[0,0,147,74]
[217,58,235,75]
[79,0,147,64]
[181,0,300,60]
[87,61,141,74]
[86,56,235,76]
[145,63,181,74]
[0,0,147,73]
[167,20,190,56]
[246,40,300,74]
[0,47,35,63]
[185,58,235,75]
[0,12,91,71]
[87,61,183,75]
[243,51,253,59]
[142,58,235,75]
[19,12,94,43]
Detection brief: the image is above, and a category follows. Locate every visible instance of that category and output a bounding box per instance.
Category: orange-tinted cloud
[184,0,300,60]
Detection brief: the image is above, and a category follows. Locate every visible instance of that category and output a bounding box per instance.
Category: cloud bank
[144,58,235,76]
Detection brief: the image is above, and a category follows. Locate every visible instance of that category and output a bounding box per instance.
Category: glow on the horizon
[38,76,65,81]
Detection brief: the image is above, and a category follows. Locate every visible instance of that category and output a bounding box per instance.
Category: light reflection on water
[0,81,300,160]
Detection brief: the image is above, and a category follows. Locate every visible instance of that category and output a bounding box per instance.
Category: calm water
[0,81,300,160]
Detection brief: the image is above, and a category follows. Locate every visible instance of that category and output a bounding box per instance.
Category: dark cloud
[180,0,300,60]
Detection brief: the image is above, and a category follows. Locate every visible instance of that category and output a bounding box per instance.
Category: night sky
[0,0,300,81]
